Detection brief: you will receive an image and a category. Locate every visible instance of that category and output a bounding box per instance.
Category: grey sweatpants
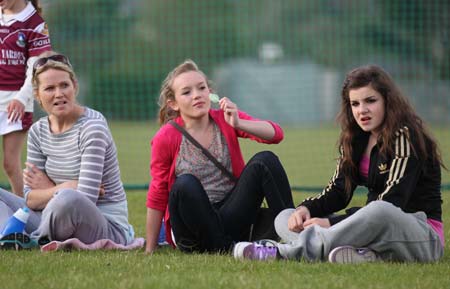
[274,201,443,262]
[0,188,126,244]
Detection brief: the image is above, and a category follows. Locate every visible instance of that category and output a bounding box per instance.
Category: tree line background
[44,0,449,123]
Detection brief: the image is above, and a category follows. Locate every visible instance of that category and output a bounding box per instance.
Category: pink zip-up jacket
[146,109,284,246]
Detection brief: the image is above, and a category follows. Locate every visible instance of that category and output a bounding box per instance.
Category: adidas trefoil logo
[378,163,389,174]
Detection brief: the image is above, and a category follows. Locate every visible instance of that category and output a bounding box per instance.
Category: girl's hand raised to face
[219,97,240,128]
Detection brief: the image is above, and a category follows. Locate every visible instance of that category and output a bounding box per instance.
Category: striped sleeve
[77,119,112,203]
[23,123,47,199]
[299,147,354,217]
[377,127,422,208]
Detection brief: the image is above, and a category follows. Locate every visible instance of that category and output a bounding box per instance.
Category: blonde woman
[0,52,134,248]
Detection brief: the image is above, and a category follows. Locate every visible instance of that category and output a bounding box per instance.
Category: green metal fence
[0,0,449,191]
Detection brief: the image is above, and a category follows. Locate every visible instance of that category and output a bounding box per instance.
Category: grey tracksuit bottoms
[0,188,126,244]
[274,201,443,262]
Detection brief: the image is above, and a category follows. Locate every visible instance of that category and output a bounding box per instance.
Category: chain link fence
[1,0,448,190]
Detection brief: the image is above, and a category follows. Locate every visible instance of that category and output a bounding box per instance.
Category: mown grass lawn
[0,122,449,289]
[1,191,449,289]
[108,122,450,189]
[1,122,449,188]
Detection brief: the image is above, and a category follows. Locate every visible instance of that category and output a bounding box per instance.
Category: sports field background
[1,3,450,288]
[1,192,450,289]
[0,0,449,190]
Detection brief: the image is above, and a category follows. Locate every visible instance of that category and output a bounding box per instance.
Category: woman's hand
[24,162,103,195]
[23,162,55,190]
[219,97,240,128]
[303,217,331,229]
[24,162,81,192]
[98,184,105,197]
[7,100,25,123]
[24,163,76,210]
[288,206,311,232]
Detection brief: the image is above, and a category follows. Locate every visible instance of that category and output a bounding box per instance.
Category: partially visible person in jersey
[0,0,52,195]
[234,65,445,263]
[0,51,135,248]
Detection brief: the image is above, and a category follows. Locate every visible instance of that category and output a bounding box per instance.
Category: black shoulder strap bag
[169,120,278,241]
[169,120,237,182]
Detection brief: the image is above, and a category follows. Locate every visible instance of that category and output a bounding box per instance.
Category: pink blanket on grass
[40,237,145,252]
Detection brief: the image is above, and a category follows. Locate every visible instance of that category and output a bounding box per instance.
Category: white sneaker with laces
[328,245,378,264]
[233,242,252,259]
[233,240,279,261]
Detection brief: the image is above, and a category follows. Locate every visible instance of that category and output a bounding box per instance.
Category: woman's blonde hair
[32,51,78,102]
[158,59,209,125]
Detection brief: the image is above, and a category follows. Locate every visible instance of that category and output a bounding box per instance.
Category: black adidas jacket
[300,126,442,224]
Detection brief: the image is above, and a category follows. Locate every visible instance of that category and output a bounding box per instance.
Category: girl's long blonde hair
[157,59,209,125]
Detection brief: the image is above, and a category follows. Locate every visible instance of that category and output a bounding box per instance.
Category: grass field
[0,122,449,289]
[1,191,450,289]
[110,122,450,189]
[1,121,449,188]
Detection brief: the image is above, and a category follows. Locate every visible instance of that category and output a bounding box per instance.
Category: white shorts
[0,111,23,136]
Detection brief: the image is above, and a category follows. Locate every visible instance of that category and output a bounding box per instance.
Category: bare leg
[3,130,27,196]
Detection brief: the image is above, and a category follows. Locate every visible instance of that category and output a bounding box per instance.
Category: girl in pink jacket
[145,59,294,253]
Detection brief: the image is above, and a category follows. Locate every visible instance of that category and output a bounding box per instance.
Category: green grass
[0,122,449,288]
[1,122,449,188]
[113,122,450,188]
[1,191,450,289]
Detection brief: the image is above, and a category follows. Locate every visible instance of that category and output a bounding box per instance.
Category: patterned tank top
[175,122,235,203]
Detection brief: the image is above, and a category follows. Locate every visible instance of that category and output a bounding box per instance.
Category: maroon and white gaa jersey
[0,4,51,91]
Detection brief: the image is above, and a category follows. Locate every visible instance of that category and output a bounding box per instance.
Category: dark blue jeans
[168,151,294,253]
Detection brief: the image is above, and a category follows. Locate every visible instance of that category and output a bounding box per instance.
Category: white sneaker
[233,240,279,261]
[328,245,378,264]
[233,242,252,259]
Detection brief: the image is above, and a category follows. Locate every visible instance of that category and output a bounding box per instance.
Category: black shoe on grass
[0,232,38,250]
